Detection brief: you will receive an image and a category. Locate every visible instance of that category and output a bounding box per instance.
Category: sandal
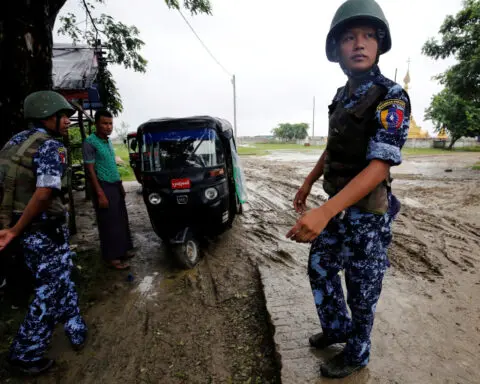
[106,260,130,270]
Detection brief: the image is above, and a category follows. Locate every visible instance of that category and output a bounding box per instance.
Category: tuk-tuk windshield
[143,128,224,171]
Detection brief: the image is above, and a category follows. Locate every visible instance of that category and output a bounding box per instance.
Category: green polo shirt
[82,134,121,183]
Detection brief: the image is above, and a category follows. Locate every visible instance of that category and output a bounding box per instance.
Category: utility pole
[312,96,316,138]
[232,74,237,141]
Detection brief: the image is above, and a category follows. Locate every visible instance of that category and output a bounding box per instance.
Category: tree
[114,121,130,145]
[422,0,480,104]
[272,123,309,141]
[422,0,480,148]
[0,0,212,148]
[425,87,480,149]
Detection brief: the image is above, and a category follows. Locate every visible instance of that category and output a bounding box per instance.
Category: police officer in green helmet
[0,91,87,375]
[287,0,410,378]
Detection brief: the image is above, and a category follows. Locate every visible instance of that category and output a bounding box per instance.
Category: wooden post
[70,100,95,202]
[77,100,91,201]
[65,112,77,235]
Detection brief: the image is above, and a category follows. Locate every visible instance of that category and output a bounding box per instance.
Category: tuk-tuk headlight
[148,193,162,205]
[205,187,218,200]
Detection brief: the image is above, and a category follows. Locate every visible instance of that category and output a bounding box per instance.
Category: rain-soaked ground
[2,151,480,383]
[243,151,480,384]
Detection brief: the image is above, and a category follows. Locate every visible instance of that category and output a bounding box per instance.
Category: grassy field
[113,144,136,182]
[114,142,480,173]
[238,143,326,156]
[237,143,480,157]
[473,162,480,170]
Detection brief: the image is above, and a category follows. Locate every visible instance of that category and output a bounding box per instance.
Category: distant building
[403,66,429,139]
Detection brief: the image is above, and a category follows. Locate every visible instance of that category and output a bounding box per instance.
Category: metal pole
[394,68,398,82]
[232,74,237,141]
[312,96,316,139]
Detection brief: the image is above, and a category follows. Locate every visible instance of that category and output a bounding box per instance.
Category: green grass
[237,142,480,157]
[113,144,136,181]
[402,146,480,156]
[238,143,325,156]
[401,148,451,156]
[459,146,480,152]
[473,162,480,170]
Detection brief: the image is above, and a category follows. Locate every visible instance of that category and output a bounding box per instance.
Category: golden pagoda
[403,65,429,139]
[436,126,449,140]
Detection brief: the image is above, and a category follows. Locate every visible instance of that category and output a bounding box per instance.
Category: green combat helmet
[326,0,391,62]
[24,90,75,120]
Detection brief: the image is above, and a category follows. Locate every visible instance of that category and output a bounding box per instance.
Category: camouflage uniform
[6,128,87,363]
[308,65,410,366]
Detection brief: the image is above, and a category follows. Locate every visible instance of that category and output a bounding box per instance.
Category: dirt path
[2,151,479,384]
[239,151,480,383]
[1,183,278,384]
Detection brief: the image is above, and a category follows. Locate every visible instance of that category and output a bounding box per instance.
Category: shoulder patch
[376,98,406,111]
[377,100,406,132]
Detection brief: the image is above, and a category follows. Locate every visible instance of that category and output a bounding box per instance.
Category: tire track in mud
[240,155,480,384]
[241,156,480,283]
[10,181,279,384]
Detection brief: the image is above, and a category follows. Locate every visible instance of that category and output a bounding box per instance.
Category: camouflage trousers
[9,223,87,363]
[308,205,396,365]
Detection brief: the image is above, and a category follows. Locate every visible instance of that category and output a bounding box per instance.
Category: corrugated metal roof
[52,43,99,90]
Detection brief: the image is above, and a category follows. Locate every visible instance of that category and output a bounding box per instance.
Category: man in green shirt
[82,110,134,269]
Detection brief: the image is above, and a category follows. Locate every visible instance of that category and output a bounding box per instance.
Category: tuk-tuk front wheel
[174,233,201,269]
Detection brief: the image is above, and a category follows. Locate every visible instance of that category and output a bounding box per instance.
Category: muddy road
[3,151,480,384]
[241,151,480,383]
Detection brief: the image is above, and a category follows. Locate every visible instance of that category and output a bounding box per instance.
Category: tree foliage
[422,0,480,147]
[425,87,480,149]
[272,123,309,141]
[0,0,212,148]
[57,0,212,115]
[114,121,130,144]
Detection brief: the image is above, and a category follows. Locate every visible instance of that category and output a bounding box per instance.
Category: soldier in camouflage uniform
[0,91,87,375]
[287,0,410,378]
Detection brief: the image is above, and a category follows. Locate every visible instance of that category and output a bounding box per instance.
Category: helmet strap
[43,114,63,137]
[56,113,61,135]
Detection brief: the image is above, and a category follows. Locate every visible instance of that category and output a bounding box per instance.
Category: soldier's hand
[286,206,333,243]
[0,229,17,252]
[98,193,109,209]
[293,183,312,214]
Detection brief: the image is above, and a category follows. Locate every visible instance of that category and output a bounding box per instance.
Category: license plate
[171,178,191,189]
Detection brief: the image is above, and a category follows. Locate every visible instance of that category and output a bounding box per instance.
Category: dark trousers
[93,180,133,261]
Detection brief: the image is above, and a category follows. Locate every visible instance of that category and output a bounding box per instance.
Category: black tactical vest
[323,84,391,214]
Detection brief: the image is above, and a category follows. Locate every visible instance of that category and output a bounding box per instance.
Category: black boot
[71,331,88,352]
[7,357,55,376]
[308,332,347,349]
[320,351,366,378]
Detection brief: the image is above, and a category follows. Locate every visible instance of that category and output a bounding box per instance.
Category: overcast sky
[55,0,463,137]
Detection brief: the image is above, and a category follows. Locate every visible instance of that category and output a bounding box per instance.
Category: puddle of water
[263,151,320,163]
[135,273,160,300]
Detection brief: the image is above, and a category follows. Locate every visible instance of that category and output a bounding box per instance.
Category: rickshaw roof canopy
[137,116,234,136]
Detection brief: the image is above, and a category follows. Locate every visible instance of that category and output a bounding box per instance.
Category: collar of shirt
[94,133,110,143]
[33,127,48,134]
[338,65,383,107]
